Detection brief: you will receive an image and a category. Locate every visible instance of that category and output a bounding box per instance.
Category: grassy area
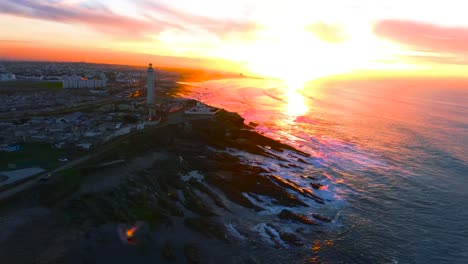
[0,80,62,90]
[38,81,62,89]
[34,168,82,205]
[0,143,68,171]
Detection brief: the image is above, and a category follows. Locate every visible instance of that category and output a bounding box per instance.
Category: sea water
[179,77,468,263]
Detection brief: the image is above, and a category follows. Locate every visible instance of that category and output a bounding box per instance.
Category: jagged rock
[184,244,200,264]
[312,214,332,223]
[310,183,323,190]
[263,225,283,249]
[249,121,259,127]
[189,178,230,211]
[301,188,325,204]
[278,209,318,225]
[208,168,308,209]
[301,175,318,181]
[182,188,217,216]
[279,232,304,246]
[206,172,264,211]
[288,163,301,168]
[184,217,230,242]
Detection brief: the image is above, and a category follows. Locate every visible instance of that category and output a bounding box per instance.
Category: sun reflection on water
[285,89,309,117]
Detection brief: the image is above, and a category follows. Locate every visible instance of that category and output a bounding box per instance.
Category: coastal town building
[62,74,107,88]
[0,72,16,81]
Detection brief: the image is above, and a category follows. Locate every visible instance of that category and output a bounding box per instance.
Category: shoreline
[0,101,334,263]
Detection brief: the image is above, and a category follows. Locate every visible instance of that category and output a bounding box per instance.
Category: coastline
[0,101,334,263]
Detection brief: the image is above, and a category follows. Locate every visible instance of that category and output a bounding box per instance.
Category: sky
[2,0,468,83]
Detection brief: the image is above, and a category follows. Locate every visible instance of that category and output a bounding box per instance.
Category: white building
[62,74,107,89]
[147,63,155,105]
[0,73,16,81]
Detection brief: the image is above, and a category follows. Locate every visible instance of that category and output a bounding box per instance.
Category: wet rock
[208,167,309,209]
[286,179,301,187]
[206,172,264,211]
[287,163,301,168]
[268,175,312,206]
[184,217,230,242]
[312,214,332,223]
[265,152,288,161]
[301,175,318,181]
[310,183,323,190]
[216,110,245,127]
[279,232,304,246]
[263,225,283,249]
[182,188,217,216]
[249,121,259,127]
[184,244,200,264]
[278,209,318,225]
[247,193,264,203]
[162,240,176,261]
[189,178,230,211]
[301,188,325,204]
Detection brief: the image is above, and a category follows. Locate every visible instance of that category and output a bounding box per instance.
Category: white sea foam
[181,170,204,182]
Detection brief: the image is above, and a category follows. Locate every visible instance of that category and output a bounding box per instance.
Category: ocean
[178,77,468,263]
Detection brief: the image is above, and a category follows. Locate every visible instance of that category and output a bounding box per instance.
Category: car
[58,157,69,162]
[38,173,52,182]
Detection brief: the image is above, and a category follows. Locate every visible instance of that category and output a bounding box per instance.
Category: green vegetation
[0,143,67,171]
[37,81,62,89]
[38,168,82,205]
[0,81,62,90]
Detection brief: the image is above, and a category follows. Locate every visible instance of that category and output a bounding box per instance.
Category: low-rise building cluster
[0,90,103,114]
[0,108,159,151]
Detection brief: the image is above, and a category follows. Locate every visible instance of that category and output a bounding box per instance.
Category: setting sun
[3,0,468,83]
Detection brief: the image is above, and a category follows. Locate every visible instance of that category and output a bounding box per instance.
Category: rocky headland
[0,103,335,263]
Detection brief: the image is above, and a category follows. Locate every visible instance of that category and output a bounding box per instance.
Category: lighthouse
[147,63,154,105]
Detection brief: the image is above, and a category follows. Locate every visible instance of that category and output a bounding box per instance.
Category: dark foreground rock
[184,217,230,242]
[184,244,200,264]
[278,209,319,225]
[162,240,176,261]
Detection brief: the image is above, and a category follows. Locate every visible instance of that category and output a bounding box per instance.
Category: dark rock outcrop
[279,232,304,246]
[278,209,318,225]
[312,214,332,223]
[184,217,230,242]
[310,183,323,190]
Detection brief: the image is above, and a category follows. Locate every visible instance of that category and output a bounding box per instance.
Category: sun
[212,22,393,91]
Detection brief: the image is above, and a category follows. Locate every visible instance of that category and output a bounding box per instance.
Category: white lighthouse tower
[147,63,155,105]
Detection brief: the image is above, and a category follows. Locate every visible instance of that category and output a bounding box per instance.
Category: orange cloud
[374,20,468,54]
[0,41,244,72]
